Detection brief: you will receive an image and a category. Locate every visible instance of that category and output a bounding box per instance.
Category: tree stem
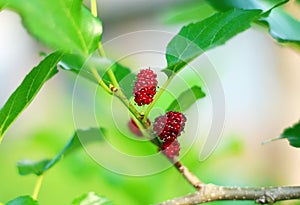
[173,161,202,190]
[157,184,300,205]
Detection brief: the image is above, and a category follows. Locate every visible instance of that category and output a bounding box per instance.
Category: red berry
[133,69,158,106]
[128,118,151,137]
[133,69,158,93]
[153,111,186,143]
[134,85,156,106]
[128,118,142,137]
[160,140,180,159]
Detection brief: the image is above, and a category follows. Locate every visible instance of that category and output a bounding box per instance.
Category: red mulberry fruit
[128,118,151,137]
[128,118,143,137]
[153,111,187,143]
[134,85,156,106]
[161,140,180,159]
[133,69,158,106]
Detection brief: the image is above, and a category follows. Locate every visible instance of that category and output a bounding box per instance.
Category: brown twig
[173,161,202,190]
[157,184,300,205]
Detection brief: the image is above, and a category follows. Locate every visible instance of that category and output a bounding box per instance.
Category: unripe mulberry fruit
[153,111,187,143]
[133,69,158,106]
[160,140,180,159]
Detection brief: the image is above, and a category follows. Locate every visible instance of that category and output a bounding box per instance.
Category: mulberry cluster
[133,69,158,106]
[154,111,187,159]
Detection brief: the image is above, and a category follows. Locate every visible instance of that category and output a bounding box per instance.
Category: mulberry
[133,69,157,106]
[153,111,186,143]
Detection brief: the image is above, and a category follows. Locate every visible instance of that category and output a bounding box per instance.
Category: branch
[157,184,300,205]
[173,161,202,190]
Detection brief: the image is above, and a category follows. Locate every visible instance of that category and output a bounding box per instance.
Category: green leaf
[263,7,300,44]
[161,2,215,24]
[0,51,64,142]
[17,128,105,176]
[166,86,205,112]
[280,121,300,148]
[3,0,102,54]
[72,192,113,205]
[17,159,51,176]
[206,0,300,46]
[59,54,135,98]
[6,196,38,205]
[165,9,261,76]
[206,0,289,13]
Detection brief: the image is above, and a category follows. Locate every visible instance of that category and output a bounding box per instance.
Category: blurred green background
[1,0,300,204]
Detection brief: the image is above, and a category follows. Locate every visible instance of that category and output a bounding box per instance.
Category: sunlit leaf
[280,121,300,148]
[6,196,38,205]
[72,192,114,205]
[164,9,261,76]
[3,0,102,54]
[0,51,64,142]
[17,128,105,176]
[166,86,205,112]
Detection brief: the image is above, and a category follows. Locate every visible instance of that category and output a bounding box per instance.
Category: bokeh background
[1,0,300,204]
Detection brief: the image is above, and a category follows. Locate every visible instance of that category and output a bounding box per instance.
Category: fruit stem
[143,74,175,122]
[90,67,113,94]
[32,174,44,200]
[90,0,119,89]
[114,89,141,119]
[90,0,98,17]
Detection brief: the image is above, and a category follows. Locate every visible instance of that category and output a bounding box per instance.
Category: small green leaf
[6,196,38,205]
[17,159,51,176]
[59,54,135,98]
[17,128,105,176]
[3,0,102,54]
[0,51,64,142]
[72,192,113,205]
[280,121,300,148]
[166,86,205,112]
[165,9,261,76]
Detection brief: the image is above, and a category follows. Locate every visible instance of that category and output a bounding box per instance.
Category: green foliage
[17,128,104,176]
[166,86,205,112]
[17,159,51,176]
[3,0,102,54]
[0,51,64,142]
[280,121,300,148]
[59,54,135,98]
[206,0,288,12]
[264,7,300,44]
[6,196,38,205]
[164,9,261,76]
[161,2,215,24]
[72,192,113,205]
[206,0,300,46]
